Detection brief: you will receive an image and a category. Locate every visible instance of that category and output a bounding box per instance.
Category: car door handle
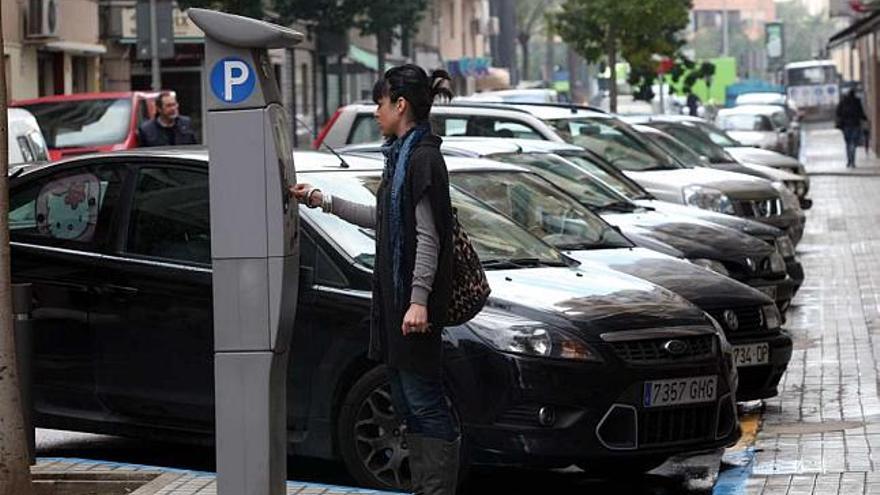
[97,284,139,298]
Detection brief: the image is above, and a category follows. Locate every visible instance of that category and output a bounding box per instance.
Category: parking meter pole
[12,283,34,465]
[187,9,303,495]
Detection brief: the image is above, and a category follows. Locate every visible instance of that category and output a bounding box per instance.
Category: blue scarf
[381,123,431,304]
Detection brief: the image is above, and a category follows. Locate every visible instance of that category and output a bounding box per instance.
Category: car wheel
[576,456,669,476]
[337,366,412,491]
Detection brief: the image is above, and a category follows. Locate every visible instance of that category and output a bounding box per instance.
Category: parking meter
[187,9,302,495]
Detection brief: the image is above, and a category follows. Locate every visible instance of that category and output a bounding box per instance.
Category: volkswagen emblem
[722,310,739,331]
[663,339,688,356]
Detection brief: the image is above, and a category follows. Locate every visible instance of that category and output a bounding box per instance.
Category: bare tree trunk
[0,3,36,493]
[377,33,388,76]
[518,35,530,81]
[544,22,555,83]
[607,30,617,114]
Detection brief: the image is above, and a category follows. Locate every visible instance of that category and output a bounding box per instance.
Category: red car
[11,91,162,161]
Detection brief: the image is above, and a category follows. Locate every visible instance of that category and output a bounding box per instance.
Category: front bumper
[736,275,795,311]
[446,342,740,467]
[727,330,793,401]
[751,210,806,245]
[785,257,805,295]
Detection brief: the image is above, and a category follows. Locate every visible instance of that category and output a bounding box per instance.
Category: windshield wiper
[482,257,567,269]
[598,200,637,212]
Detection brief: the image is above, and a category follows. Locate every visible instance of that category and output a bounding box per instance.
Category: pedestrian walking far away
[836,88,868,168]
[291,65,461,494]
[138,92,198,147]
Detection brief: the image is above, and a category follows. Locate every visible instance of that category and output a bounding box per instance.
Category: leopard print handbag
[445,208,491,327]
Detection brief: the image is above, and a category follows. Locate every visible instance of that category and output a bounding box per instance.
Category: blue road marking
[712,448,757,495]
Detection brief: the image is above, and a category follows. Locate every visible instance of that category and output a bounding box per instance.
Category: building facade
[3,0,105,100]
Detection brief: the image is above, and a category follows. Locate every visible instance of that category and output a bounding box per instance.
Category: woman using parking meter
[291,65,459,494]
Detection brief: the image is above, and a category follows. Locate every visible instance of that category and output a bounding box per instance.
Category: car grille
[708,307,764,334]
[639,404,716,447]
[611,335,715,363]
[734,198,783,218]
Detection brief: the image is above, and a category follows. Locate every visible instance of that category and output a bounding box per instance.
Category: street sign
[210,57,256,103]
[136,0,174,60]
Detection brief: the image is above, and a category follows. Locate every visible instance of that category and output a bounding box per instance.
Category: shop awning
[348,44,378,71]
[828,10,880,49]
[42,41,108,55]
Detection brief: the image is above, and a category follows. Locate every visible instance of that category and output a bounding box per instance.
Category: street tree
[354,0,429,74]
[516,0,550,80]
[0,3,36,494]
[551,0,691,112]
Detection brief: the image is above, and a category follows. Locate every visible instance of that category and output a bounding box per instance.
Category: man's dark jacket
[138,116,198,147]
[836,95,867,130]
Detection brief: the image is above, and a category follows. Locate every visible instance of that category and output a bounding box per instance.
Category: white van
[8,108,49,166]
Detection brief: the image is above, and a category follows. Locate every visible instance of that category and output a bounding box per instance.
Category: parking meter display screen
[270,107,294,213]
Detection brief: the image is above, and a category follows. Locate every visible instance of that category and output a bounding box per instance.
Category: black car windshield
[490,152,637,211]
[449,171,631,250]
[21,98,133,148]
[546,116,680,171]
[302,172,566,268]
[557,153,648,200]
[654,124,736,164]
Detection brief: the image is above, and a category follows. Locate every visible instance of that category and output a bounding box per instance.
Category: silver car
[715,105,798,157]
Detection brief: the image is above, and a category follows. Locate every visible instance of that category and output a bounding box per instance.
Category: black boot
[408,435,460,495]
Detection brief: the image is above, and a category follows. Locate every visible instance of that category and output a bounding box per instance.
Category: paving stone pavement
[33,457,400,494]
[736,125,880,495]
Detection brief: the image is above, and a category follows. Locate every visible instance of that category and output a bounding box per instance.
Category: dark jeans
[844,126,862,166]
[387,367,458,442]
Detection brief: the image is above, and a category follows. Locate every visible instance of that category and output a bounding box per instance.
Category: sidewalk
[32,457,401,494]
[713,125,880,495]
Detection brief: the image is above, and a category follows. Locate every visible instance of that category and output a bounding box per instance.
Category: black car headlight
[467,311,602,362]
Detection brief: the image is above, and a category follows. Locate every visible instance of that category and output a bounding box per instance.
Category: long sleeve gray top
[321,193,439,306]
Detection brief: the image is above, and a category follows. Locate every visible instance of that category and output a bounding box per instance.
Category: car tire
[576,456,669,476]
[337,365,467,491]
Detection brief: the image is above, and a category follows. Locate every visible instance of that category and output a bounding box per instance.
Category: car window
[126,167,211,265]
[348,114,382,144]
[547,117,678,171]
[431,117,468,137]
[449,171,629,250]
[718,114,773,132]
[434,116,542,139]
[27,131,49,161]
[558,153,647,199]
[22,98,133,148]
[299,230,348,287]
[489,153,627,209]
[655,125,734,164]
[9,165,123,248]
[771,112,788,129]
[16,136,34,163]
[644,131,705,167]
[692,122,741,147]
[302,171,566,267]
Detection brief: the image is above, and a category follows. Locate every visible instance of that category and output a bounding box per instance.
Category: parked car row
[10,95,809,492]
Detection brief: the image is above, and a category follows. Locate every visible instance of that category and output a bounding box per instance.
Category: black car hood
[600,209,774,265]
[635,199,783,239]
[566,248,773,311]
[484,265,709,340]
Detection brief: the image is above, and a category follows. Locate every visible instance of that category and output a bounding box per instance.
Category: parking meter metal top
[188,8,302,353]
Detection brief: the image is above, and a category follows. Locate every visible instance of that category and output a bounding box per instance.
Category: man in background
[138,92,198,147]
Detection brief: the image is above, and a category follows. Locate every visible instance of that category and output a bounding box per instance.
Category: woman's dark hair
[372,64,454,122]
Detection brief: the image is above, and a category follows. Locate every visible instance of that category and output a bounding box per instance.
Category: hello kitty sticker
[36,173,102,242]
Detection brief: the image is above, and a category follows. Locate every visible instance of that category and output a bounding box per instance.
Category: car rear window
[20,98,133,149]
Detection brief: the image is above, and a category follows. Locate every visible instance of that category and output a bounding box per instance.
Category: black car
[11,148,740,491]
[439,158,791,400]
[343,139,797,311]
[531,143,806,299]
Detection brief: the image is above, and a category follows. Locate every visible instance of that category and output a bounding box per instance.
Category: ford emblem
[663,339,688,356]
[723,310,739,331]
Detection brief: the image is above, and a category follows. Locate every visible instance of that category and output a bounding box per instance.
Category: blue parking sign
[210,57,256,104]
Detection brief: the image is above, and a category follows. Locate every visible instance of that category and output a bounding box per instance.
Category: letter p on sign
[210,57,256,104]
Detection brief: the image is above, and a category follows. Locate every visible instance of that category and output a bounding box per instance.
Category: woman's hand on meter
[290,183,322,207]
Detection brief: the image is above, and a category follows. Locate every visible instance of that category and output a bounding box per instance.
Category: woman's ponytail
[430,70,454,102]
